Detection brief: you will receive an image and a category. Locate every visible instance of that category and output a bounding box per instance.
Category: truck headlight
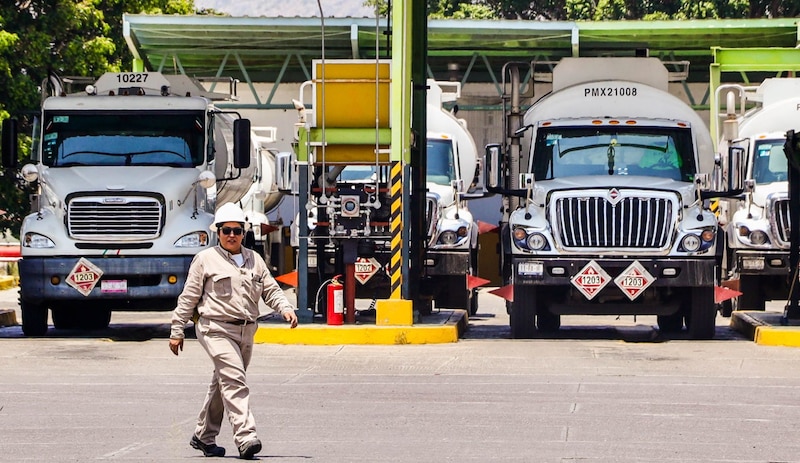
[440,230,458,245]
[526,233,547,250]
[174,231,210,248]
[513,227,550,251]
[737,225,769,246]
[23,232,55,249]
[680,234,701,252]
[749,230,768,245]
[679,227,716,253]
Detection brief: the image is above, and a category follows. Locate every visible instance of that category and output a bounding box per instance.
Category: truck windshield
[752,139,788,184]
[41,111,205,167]
[336,138,456,186]
[532,126,697,182]
[427,138,455,185]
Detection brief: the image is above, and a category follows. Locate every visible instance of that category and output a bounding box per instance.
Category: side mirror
[463,156,486,199]
[485,144,502,190]
[2,118,19,169]
[727,145,747,193]
[275,151,297,194]
[233,119,251,169]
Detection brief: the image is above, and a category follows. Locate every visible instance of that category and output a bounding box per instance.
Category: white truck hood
[532,175,695,205]
[427,182,456,206]
[751,180,787,207]
[40,166,202,202]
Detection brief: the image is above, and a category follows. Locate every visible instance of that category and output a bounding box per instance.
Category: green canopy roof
[124,15,799,84]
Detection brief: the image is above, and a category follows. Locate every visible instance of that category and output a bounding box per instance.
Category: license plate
[101,280,127,293]
[741,258,764,270]
[518,261,543,276]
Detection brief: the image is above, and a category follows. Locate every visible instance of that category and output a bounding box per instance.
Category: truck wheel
[435,275,471,311]
[509,285,536,339]
[738,275,765,311]
[21,300,48,337]
[536,309,560,332]
[52,307,82,330]
[82,309,112,330]
[719,299,733,317]
[686,287,716,340]
[657,313,683,333]
[468,288,478,316]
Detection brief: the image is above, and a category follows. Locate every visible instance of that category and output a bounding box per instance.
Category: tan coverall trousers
[194,317,259,447]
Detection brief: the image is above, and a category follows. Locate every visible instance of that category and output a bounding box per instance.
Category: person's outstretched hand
[283,311,298,329]
[169,338,184,356]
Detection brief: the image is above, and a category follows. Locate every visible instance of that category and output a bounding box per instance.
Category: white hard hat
[211,202,246,231]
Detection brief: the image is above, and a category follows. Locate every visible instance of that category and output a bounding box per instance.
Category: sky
[193,0,377,17]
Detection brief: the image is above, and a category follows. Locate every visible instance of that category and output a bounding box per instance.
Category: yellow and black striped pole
[389,161,403,299]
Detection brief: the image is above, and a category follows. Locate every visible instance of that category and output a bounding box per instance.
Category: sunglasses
[220,226,244,236]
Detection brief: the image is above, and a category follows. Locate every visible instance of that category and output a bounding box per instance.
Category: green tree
[0,0,203,237]
[364,0,500,19]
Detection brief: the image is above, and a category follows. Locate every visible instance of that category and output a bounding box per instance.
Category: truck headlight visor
[23,232,55,249]
[174,231,210,248]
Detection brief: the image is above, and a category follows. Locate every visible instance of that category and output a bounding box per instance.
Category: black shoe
[238,438,262,460]
[190,435,226,457]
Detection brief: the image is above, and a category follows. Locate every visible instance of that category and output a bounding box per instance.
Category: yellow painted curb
[0,276,18,291]
[754,326,800,347]
[253,324,460,345]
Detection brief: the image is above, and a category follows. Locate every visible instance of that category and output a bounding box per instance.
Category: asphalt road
[2,287,800,462]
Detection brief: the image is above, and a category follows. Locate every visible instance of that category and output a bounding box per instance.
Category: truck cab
[488,57,744,339]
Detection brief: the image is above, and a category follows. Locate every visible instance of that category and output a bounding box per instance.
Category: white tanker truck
[284,79,484,316]
[487,57,745,339]
[1,71,269,336]
[715,79,800,313]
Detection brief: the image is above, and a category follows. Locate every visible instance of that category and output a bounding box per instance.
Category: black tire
[52,307,82,330]
[53,307,111,331]
[468,288,478,316]
[536,309,560,332]
[435,275,471,311]
[657,313,683,333]
[719,299,733,318]
[687,286,716,340]
[469,248,479,316]
[738,275,765,311]
[21,300,48,337]
[82,309,112,330]
[509,285,536,339]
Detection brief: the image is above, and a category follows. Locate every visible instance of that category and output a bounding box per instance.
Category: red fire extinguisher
[326,275,344,325]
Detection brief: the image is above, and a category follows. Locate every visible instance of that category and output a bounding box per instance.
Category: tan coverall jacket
[170,245,294,338]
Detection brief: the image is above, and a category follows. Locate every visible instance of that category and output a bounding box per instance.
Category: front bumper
[734,250,791,276]
[514,256,717,287]
[512,256,717,316]
[423,249,471,276]
[19,256,193,310]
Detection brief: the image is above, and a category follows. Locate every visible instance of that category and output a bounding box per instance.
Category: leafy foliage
[364,0,800,19]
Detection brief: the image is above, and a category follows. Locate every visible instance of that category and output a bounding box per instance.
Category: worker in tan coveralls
[169,202,298,460]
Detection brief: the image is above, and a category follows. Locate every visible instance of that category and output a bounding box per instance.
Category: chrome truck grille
[425,193,440,242]
[768,194,791,249]
[551,189,677,250]
[67,196,163,240]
